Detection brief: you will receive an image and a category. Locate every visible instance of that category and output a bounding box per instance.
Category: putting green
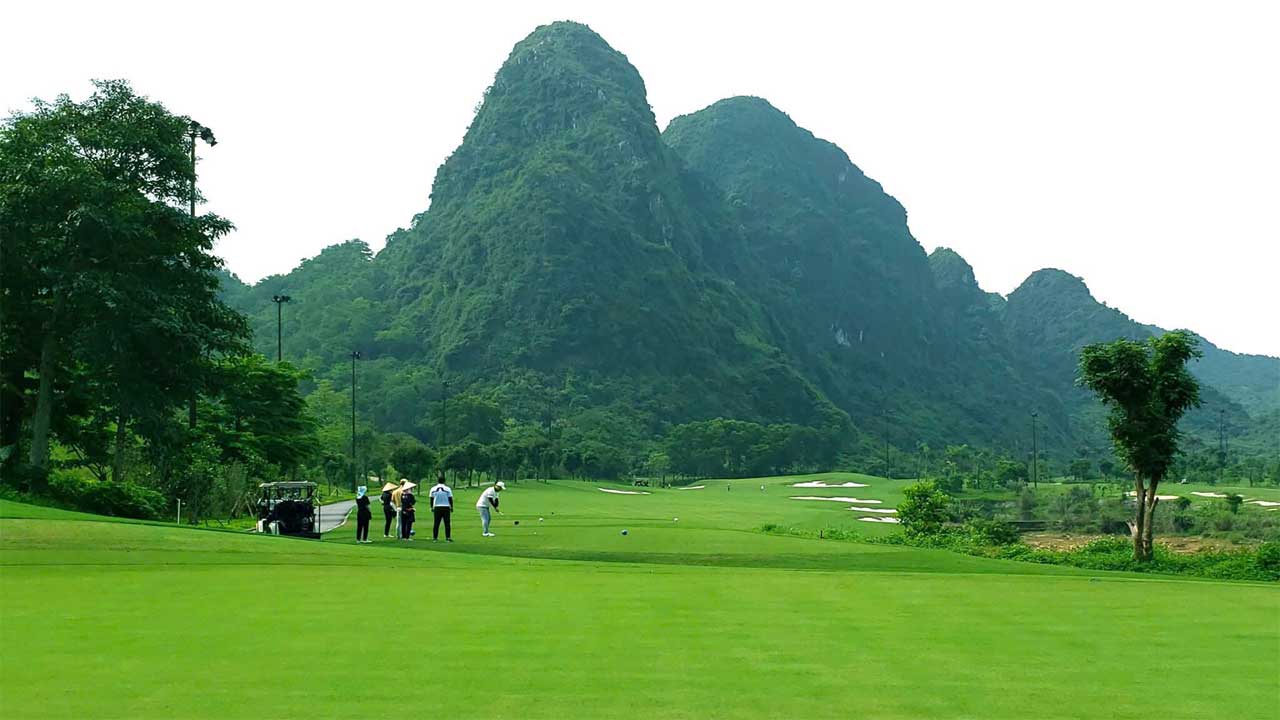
[1,474,1276,719]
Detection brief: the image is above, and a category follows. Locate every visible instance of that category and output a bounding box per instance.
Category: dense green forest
[220,21,1277,486]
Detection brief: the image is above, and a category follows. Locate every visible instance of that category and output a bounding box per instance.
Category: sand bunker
[1126,492,1181,501]
[676,485,706,490]
[790,496,882,504]
[598,488,650,495]
[792,481,869,488]
[1246,500,1280,507]
[1191,492,1228,498]
[848,506,897,514]
[858,517,901,524]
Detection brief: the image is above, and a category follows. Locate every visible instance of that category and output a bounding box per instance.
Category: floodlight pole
[271,295,291,362]
[187,121,216,429]
[351,351,362,490]
[1218,409,1227,484]
[1030,411,1039,489]
[440,379,449,479]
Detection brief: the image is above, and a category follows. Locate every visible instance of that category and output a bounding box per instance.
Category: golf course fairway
[2,474,1277,719]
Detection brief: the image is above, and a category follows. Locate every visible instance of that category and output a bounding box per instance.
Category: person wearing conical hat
[354,486,372,544]
[398,480,417,540]
[380,482,397,538]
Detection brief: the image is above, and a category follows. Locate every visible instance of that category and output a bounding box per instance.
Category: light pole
[271,295,291,362]
[1030,411,1039,489]
[439,379,449,453]
[187,120,216,429]
[351,351,362,490]
[1218,408,1227,484]
[188,120,216,219]
[881,412,891,478]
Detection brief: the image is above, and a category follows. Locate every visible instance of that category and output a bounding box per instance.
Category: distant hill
[220,21,1278,464]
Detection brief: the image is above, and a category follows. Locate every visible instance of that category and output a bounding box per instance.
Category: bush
[1257,542,1280,573]
[49,474,164,520]
[965,518,1020,546]
[898,480,951,536]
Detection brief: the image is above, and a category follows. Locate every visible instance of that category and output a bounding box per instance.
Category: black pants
[383,508,395,536]
[433,507,452,540]
[401,511,415,539]
[356,513,370,541]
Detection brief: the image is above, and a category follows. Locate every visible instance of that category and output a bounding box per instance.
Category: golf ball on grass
[621,529,629,536]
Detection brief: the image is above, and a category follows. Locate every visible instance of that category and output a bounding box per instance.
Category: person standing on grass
[429,471,454,542]
[476,481,505,537]
[380,482,397,538]
[355,486,372,543]
[399,481,417,540]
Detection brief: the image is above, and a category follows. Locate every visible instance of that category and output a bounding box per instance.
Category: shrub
[965,518,1020,546]
[1257,542,1280,573]
[898,480,951,537]
[1211,512,1235,532]
[49,474,164,520]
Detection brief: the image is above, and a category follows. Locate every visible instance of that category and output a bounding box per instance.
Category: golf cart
[256,481,319,538]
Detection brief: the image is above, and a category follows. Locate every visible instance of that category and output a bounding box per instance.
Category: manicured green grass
[2,475,1276,719]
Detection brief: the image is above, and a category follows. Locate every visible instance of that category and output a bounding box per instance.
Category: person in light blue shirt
[428,471,454,542]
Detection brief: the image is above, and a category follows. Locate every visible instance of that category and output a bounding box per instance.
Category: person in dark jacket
[380,483,397,538]
[354,486,372,543]
[399,481,417,540]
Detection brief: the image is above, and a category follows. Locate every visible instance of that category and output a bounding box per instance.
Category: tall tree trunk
[27,332,59,483]
[1141,474,1162,561]
[111,408,129,484]
[1131,473,1146,561]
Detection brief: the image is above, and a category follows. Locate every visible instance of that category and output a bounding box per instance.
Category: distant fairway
[2,474,1277,719]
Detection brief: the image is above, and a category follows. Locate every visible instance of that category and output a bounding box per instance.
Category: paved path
[316,499,358,534]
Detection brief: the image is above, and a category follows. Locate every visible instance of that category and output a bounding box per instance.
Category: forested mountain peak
[426,21,662,214]
[928,247,980,292]
[1010,268,1098,306]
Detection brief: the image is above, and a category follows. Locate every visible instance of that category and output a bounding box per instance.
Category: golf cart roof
[258,481,317,489]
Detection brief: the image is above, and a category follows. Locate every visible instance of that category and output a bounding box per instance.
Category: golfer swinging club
[476,481,504,537]
[428,471,454,542]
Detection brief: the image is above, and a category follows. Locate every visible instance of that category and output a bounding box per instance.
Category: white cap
[495,481,506,490]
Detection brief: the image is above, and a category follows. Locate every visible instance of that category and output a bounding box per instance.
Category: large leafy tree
[0,80,245,484]
[201,355,318,470]
[1079,331,1201,561]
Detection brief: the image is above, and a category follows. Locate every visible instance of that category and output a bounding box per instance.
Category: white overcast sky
[4,1,1278,356]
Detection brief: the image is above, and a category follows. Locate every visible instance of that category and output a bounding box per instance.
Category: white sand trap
[848,506,897,514]
[1246,500,1280,507]
[792,481,869,488]
[598,488,650,495]
[1126,492,1182,501]
[858,517,901,524]
[1191,492,1228,498]
[676,485,705,490]
[790,496,882,504]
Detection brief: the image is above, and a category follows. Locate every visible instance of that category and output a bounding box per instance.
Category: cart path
[316,499,358,534]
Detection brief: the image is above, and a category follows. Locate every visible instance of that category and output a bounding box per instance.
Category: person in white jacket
[476,481,505,537]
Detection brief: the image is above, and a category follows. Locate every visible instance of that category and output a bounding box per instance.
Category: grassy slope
[1,474,1277,719]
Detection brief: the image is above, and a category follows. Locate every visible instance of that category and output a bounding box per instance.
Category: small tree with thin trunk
[1079,331,1201,561]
